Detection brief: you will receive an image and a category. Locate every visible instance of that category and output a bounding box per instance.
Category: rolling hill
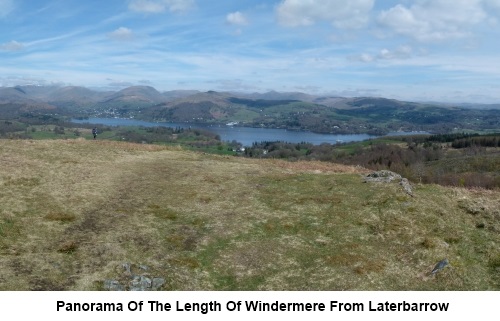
[101,86,166,104]
[0,85,499,134]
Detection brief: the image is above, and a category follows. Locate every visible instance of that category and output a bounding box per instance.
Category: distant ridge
[1,84,499,110]
[101,86,166,104]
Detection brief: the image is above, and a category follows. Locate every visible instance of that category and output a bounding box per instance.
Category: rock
[104,263,165,291]
[430,259,449,274]
[400,178,413,196]
[130,275,152,291]
[122,263,132,275]
[103,279,125,291]
[152,278,166,290]
[364,170,413,196]
[364,170,402,183]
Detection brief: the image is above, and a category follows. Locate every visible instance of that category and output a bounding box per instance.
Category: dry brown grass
[0,138,499,290]
[262,159,370,174]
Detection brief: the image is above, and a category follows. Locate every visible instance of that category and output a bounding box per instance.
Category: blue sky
[1,0,500,103]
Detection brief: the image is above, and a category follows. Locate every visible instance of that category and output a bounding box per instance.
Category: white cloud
[483,0,500,23]
[378,0,488,42]
[0,76,60,87]
[0,40,24,51]
[128,0,195,14]
[107,27,134,41]
[208,79,258,91]
[377,45,412,60]
[129,0,165,13]
[348,53,375,63]
[276,0,374,29]
[108,80,135,88]
[164,0,195,12]
[0,0,14,18]
[226,11,248,26]
[348,46,413,63]
[484,0,500,10]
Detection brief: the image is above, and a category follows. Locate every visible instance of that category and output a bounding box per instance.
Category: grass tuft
[45,212,76,222]
[58,240,78,254]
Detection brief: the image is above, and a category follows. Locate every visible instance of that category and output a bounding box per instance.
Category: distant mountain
[0,87,56,120]
[0,87,55,109]
[0,85,175,112]
[162,90,201,101]
[101,86,166,104]
[237,90,316,102]
[12,85,60,99]
[344,97,418,109]
[144,90,327,123]
[168,90,233,106]
[234,91,347,107]
[47,86,110,102]
[449,103,500,110]
[0,85,498,134]
[145,91,235,121]
[2,85,499,110]
[310,96,347,107]
[0,87,31,103]
[234,92,408,109]
[0,85,113,110]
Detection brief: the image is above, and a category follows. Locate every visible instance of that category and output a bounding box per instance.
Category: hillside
[101,86,166,104]
[0,139,498,290]
[1,86,499,134]
[46,86,111,106]
[0,87,56,110]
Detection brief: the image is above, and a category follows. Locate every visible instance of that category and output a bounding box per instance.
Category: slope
[0,139,498,290]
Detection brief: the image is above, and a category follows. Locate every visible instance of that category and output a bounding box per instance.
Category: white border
[1,291,498,321]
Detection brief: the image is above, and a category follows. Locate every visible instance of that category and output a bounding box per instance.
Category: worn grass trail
[0,139,498,290]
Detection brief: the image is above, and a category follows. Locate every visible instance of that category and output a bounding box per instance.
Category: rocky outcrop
[364,170,402,183]
[103,263,165,291]
[364,170,413,196]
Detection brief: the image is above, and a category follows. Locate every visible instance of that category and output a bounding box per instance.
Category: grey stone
[364,170,402,183]
[400,178,413,196]
[122,263,132,275]
[152,277,166,290]
[130,275,152,291]
[364,170,413,196]
[431,259,449,274]
[105,263,165,291]
[104,279,125,291]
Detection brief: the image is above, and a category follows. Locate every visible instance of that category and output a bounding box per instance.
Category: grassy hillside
[0,139,498,290]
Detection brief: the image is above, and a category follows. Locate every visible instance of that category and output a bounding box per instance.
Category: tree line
[243,133,500,189]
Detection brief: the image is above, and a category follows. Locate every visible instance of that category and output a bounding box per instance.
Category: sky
[1,0,500,103]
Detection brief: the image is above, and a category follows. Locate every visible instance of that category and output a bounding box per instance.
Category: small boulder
[152,278,166,290]
[400,178,413,196]
[364,170,402,183]
[364,170,413,196]
[103,279,125,291]
[430,259,449,274]
[130,275,152,291]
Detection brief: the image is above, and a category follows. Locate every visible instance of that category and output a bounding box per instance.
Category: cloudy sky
[1,0,500,102]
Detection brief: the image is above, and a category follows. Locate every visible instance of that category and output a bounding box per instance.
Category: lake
[72,118,427,146]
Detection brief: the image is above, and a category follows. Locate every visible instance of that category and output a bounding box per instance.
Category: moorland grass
[0,139,498,290]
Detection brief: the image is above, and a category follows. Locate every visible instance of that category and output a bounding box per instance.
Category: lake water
[72,118,427,146]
